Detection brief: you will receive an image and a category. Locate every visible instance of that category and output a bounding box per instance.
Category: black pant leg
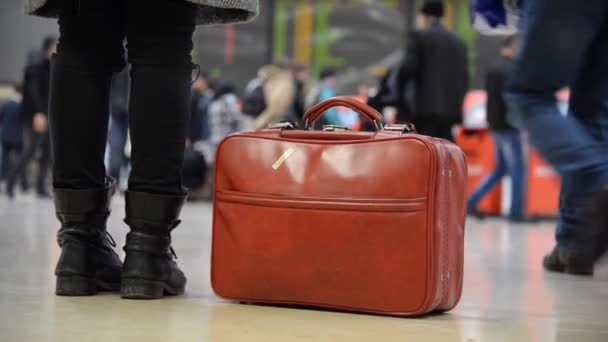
[125,0,197,195]
[50,0,126,189]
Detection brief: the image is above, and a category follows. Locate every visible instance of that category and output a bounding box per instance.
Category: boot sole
[543,267,593,276]
[564,265,594,276]
[543,262,594,276]
[56,275,120,296]
[120,278,184,299]
[543,263,565,273]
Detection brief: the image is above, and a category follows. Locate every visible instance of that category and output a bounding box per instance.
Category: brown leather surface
[211,98,467,316]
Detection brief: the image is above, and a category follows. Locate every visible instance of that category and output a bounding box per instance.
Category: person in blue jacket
[0,86,26,184]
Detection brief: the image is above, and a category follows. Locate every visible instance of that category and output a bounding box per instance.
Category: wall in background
[0,0,57,84]
[194,0,407,94]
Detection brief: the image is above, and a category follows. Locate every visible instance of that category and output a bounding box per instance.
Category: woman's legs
[51,0,125,295]
[120,0,196,299]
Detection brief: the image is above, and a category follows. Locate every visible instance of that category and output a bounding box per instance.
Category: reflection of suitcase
[211,97,468,316]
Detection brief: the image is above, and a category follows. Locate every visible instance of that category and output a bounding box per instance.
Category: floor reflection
[0,198,607,342]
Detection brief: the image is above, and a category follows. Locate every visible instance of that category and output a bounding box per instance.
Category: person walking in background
[0,85,26,186]
[182,72,213,198]
[468,35,525,222]
[367,64,411,131]
[198,80,249,165]
[504,0,608,276]
[187,80,248,198]
[107,67,130,188]
[5,36,56,198]
[306,67,340,127]
[250,61,295,130]
[398,1,469,141]
[291,64,310,121]
[189,71,212,144]
[26,0,257,298]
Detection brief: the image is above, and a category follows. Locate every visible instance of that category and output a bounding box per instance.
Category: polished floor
[1,194,607,342]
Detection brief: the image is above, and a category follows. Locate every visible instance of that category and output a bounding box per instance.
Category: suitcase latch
[322,125,350,132]
[383,123,417,134]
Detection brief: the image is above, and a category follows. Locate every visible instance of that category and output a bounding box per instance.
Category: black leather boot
[121,190,187,299]
[542,246,594,276]
[54,178,122,295]
[544,188,608,276]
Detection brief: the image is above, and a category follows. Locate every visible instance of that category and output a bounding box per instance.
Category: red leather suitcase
[211,97,467,316]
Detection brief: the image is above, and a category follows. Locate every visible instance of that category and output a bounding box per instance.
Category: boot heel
[121,278,165,299]
[56,275,98,296]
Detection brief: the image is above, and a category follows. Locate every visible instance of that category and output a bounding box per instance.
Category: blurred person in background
[398,1,469,141]
[26,0,257,298]
[182,72,213,199]
[306,67,340,127]
[368,64,412,129]
[356,80,373,102]
[189,71,212,144]
[0,85,27,187]
[5,36,56,199]
[292,64,310,121]
[345,79,376,131]
[188,80,248,194]
[107,67,130,188]
[250,61,295,130]
[467,35,525,222]
[204,80,249,160]
[505,0,608,276]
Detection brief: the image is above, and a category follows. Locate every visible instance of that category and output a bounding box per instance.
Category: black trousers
[6,128,50,192]
[51,0,196,194]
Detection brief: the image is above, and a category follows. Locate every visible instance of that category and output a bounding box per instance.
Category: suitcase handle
[303,96,384,130]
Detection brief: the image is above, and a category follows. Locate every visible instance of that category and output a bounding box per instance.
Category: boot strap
[124,232,172,257]
[57,227,116,252]
[54,177,116,215]
[124,190,187,224]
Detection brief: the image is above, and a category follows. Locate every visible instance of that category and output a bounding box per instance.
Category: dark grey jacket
[398,22,469,124]
[26,0,258,25]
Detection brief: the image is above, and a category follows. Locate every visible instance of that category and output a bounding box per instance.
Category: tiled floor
[1,194,607,342]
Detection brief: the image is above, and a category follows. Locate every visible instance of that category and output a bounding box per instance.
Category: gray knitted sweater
[26,0,258,25]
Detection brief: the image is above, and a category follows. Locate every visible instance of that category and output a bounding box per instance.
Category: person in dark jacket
[0,86,27,187]
[368,63,412,125]
[5,36,56,198]
[189,71,212,143]
[27,0,258,299]
[467,35,525,221]
[398,1,469,141]
[292,64,310,121]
